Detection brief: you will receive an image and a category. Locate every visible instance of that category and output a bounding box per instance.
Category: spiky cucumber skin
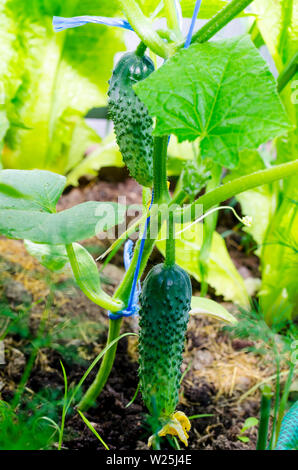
[108,52,154,187]
[138,263,192,418]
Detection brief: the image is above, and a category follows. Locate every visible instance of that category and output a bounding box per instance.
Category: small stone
[4,280,32,305]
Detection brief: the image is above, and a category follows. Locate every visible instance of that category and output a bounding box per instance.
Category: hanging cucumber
[108,51,154,187]
[138,263,192,419]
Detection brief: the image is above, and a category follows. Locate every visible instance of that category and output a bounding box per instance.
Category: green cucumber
[108,52,154,187]
[138,263,192,418]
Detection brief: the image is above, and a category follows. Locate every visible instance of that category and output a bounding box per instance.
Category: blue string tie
[108,191,154,320]
[108,239,141,320]
[53,15,133,33]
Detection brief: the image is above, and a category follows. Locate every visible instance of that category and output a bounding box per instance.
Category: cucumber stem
[256,385,273,450]
[164,0,183,40]
[193,160,298,212]
[136,41,147,57]
[118,0,170,58]
[165,210,175,266]
[180,0,254,47]
[277,52,298,93]
[153,136,170,204]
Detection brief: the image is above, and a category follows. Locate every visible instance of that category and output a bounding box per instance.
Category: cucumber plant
[0,0,297,449]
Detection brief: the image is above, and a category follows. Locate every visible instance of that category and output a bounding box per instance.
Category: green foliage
[0,394,61,450]
[138,263,192,418]
[237,417,258,443]
[0,182,29,198]
[181,159,212,201]
[251,0,297,71]
[225,304,297,358]
[0,0,297,439]
[259,191,298,324]
[0,169,65,212]
[66,132,124,187]
[66,242,123,311]
[0,0,125,174]
[135,35,291,168]
[190,296,237,325]
[24,240,69,272]
[156,222,249,306]
[0,169,126,243]
[108,51,155,187]
[77,410,110,450]
[228,1,298,323]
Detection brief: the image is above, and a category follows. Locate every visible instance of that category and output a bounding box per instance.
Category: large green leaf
[156,222,249,306]
[135,35,291,168]
[0,169,65,212]
[190,296,237,324]
[66,242,123,311]
[259,187,298,324]
[0,0,23,150]
[1,0,125,174]
[250,1,298,322]
[0,169,126,244]
[252,0,298,71]
[0,201,126,244]
[24,240,69,271]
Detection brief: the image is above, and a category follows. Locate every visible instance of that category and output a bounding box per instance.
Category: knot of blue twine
[108,239,141,320]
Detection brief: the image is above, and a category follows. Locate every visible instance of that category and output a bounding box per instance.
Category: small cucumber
[108,52,154,187]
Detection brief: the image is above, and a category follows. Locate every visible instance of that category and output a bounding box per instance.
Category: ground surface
[0,174,283,450]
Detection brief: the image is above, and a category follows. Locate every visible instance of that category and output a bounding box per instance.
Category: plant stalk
[194,160,298,212]
[181,0,254,46]
[153,136,170,204]
[164,0,182,40]
[165,210,175,266]
[256,385,273,450]
[118,0,170,58]
[274,362,295,445]
[277,52,298,93]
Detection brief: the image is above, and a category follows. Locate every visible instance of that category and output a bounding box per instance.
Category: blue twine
[184,0,202,48]
[108,191,154,320]
[53,15,133,33]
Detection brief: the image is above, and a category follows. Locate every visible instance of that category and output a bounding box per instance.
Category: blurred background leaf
[0,0,125,175]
